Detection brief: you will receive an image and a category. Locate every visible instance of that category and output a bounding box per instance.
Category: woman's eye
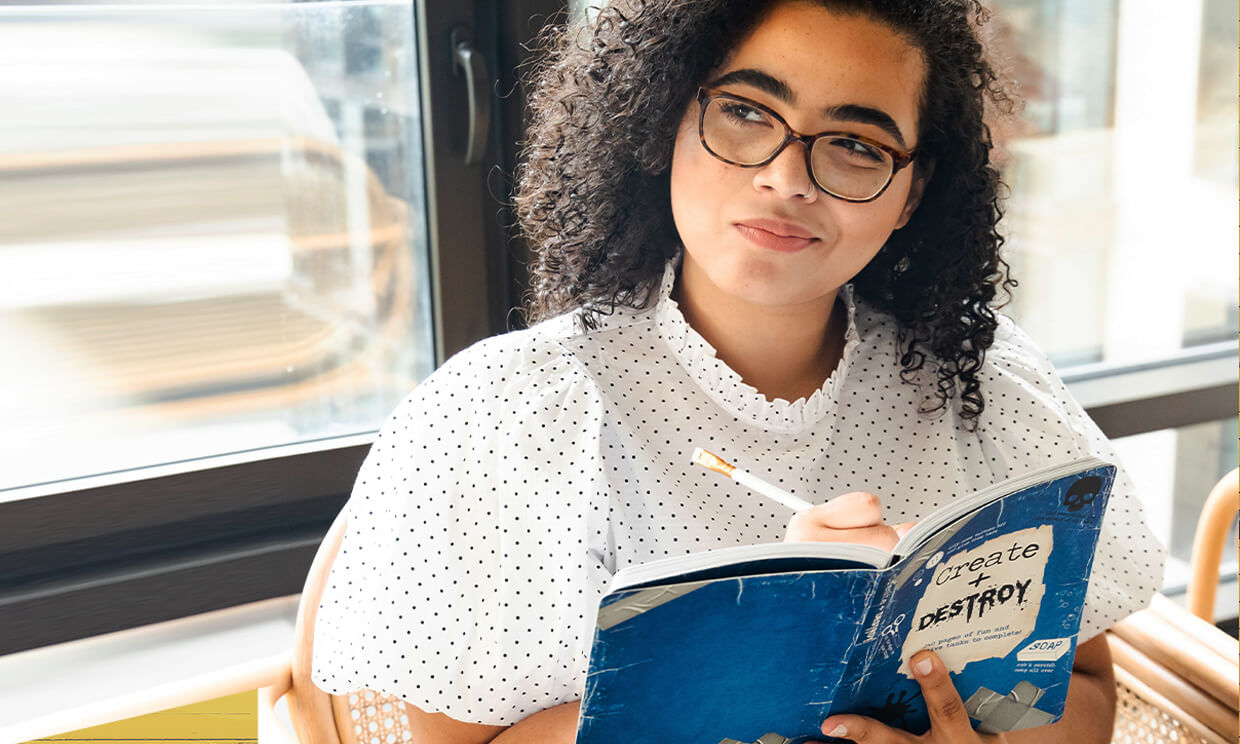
[720,102,769,125]
[829,137,884,162]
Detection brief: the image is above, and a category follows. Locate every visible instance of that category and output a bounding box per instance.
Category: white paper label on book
[1016,636,1073,662]
[898,525,1051,677]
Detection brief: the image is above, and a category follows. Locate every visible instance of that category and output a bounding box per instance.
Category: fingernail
[826,724,847,737]
[915,657,934,677]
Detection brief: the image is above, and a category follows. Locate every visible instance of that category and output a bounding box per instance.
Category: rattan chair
[1105,468,1239,744]
[260,471,1240,744]
[1188,469,1239,621]
[259,511,415,744]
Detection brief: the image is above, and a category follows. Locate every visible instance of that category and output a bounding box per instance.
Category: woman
[312,1,1164,742]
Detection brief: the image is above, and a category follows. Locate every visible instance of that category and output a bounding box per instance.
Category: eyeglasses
[696,87,917,203]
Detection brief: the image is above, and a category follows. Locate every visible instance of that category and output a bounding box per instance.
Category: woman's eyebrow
[708,67,909,148]
[708,68,794,103]
[823,104,908,149]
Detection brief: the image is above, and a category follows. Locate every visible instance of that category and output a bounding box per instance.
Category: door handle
[451,27,490,166]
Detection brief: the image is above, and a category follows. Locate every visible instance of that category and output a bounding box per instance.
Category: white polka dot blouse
[311,260,1165,726]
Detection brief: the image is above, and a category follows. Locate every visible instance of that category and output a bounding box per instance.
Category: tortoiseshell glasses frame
[696,87,918,203]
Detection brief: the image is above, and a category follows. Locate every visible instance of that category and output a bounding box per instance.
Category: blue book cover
[575,458,1115,744]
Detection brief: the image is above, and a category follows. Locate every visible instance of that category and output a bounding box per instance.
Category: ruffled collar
[651,259,860,432]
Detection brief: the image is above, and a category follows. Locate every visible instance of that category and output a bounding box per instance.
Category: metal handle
[451,27,490,166]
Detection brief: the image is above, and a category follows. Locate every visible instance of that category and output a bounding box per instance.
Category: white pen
[691,447,813,512]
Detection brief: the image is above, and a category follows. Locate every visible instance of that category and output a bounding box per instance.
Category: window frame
[5,349,1231,655]
[1062,341,1238,439]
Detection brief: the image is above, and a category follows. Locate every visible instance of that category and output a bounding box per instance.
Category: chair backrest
[1188,468,1238,621]
[286,511,415,744]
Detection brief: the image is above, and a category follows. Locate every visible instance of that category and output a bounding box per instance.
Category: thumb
[894,521,917,539]
[812,491,885,529]
[909,650,973,733]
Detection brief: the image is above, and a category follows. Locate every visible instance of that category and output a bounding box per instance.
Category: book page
[609,541,892,591]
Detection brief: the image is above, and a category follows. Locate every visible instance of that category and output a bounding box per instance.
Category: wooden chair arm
[1188,468,1238,621]
[288,511,351,744]
[258,664,298,744]
[1109,604,1238,708]
[1108,632,1237,740]
[1147,594,1239,662]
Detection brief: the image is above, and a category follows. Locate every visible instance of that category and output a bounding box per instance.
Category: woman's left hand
[817,650,1007,743]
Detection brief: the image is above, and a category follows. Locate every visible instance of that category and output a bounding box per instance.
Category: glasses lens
[811,136,894,200]
[702,97,787,165]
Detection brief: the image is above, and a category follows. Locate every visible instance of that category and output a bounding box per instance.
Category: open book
[575,457,1115,744]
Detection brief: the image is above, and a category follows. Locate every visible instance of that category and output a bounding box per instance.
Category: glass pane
[0,0,433,491]
[989,0,1238,367]
[1113,417,1238,593]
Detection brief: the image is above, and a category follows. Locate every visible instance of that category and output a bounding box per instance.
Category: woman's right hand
[784,492,915,551]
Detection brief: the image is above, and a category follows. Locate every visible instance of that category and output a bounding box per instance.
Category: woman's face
[669,1,928,311]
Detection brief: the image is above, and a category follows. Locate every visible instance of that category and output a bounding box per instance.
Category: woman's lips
[734,221,817,253]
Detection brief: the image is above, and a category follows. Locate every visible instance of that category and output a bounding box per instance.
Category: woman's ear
[894,159,934,229]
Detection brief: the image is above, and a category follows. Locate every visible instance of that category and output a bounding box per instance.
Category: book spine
[837,571,897,698]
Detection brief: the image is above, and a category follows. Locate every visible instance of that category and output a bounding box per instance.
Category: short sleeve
[975,316,1167,641]
[310,330,614,725]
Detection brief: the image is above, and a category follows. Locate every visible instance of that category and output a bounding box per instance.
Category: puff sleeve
[311,329,614,725]
[974,316,1167,642]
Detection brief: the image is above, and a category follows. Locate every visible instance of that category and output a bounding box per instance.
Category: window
[0,0,435,490]
[989,0,1239,607]
[2,0,1233,656]
[0,0,558,655]
[993,0,1237,365]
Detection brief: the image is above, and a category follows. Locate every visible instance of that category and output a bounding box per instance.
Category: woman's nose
[752,141,818,202]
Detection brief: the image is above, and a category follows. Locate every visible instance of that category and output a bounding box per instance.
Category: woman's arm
[397,700,579,744]
[1005,634,1116,744]
[490,702,581,743]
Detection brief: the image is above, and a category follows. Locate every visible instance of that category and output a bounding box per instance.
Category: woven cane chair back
[330,689,415,744]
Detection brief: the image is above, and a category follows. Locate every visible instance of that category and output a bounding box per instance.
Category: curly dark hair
[515,0,1018,423]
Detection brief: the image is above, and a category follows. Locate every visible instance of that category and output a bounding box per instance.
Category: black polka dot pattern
[311,261,1165,725]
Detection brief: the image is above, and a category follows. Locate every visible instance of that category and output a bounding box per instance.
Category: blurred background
[0,0,434,488]
[0,0,1235,657]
